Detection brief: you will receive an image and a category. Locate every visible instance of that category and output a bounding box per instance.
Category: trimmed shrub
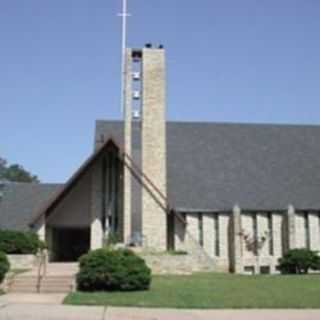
[0,252,10,284]
[0,230,45,254]
[77,248,151,292]
[279,248,320,274]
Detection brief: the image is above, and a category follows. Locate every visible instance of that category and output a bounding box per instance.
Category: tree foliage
[0,157,39,183]
[0,230,45,254]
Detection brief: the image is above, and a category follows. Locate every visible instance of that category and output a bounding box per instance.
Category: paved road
[1,304,320,320]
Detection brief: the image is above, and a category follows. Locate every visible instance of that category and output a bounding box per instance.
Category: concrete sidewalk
[0,293,65,305]
[1,295,320,320]
[1,304,320,320]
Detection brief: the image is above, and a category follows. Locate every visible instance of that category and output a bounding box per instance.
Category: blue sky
[1,0,320,183]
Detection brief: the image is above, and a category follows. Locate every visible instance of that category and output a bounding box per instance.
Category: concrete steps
[40,276,74,293]
[9,276,38,293]
[9,275,74,293]
[8,263,77,293]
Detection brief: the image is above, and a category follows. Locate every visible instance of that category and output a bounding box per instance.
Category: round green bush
[0,230,45,254]
[76,248,151,292]
[0,252,10,284]
[279,248,320,274]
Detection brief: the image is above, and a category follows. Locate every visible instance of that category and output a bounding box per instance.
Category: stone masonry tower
[123,45,167,251]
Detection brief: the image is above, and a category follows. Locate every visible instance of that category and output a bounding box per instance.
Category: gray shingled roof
[96,120,320,212]
[2,120,320,231]
[0,183,62,230]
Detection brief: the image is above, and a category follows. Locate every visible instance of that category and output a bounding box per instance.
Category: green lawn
[64,273,320,309]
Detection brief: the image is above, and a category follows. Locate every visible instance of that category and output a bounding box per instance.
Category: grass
[64,273,320,309]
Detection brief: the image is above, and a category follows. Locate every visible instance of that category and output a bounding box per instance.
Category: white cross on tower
[118,0,131,116]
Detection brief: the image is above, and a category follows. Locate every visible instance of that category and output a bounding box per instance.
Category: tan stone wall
[309,213,320,250]
[172,210,320,274]
[240,213,284,274]
[141,48,167,250]
[257,213,269,257]
[154,206,320,275]
[174,213,228,272]
[203,214,214,258]
[272,213,283,257]
[242,213,255,259]
[295,213,306,248]
[123,48,132,244]
[140,253,213,275]
[186,213,199,243]
[214,213,231,272]
[90,157,104,250]
[7,254,37,270]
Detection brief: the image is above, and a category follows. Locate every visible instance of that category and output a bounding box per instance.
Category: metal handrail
[36,249,47,293]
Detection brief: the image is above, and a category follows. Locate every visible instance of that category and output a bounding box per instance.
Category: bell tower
[123,45,167,250]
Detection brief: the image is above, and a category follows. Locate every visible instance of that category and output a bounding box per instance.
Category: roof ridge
[95,119,320,128]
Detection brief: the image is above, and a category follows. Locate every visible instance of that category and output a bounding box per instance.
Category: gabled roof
[96,120,320,211]
[0,182,61,230]
[2,119,320,232]
[29,138,121,227]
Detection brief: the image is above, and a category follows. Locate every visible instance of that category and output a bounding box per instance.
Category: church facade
[1,45,320,274]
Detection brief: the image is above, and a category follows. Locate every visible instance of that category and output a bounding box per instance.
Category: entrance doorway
[51,227,90,262]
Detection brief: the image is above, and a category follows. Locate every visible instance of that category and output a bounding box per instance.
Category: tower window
[132,49,142,61]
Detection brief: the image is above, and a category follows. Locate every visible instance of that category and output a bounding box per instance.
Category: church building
[1,45,320,274]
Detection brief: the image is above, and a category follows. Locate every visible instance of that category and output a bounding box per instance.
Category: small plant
[104,231,120,247]
[76,248,151,292]
[0,252,10,284]
[279,248,320,274]
[168,250,188,255]
[239,229,269,253]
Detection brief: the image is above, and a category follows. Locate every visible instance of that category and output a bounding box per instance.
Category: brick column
[123,48,133,245]
[90,159,104,250]
[141,48,167,251]
[232,205,243,273]
[286,204,296,251]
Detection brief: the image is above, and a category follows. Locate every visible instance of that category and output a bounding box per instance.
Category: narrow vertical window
[304,212,310,249]
[198,213,204,247]
[253,213,258,256]
[214,214,220,256]
[268,213,274,256]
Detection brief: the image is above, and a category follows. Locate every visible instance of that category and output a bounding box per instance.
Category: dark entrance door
[52,227,90,262]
